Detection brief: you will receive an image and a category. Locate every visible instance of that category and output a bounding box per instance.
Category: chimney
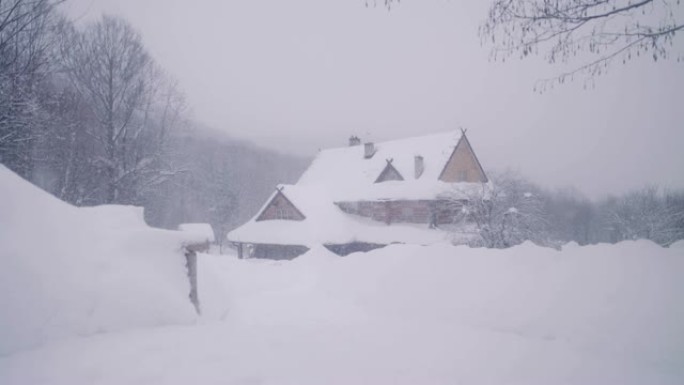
[364,142,375,159]
[414,155,424,179]
[348,135,361,146]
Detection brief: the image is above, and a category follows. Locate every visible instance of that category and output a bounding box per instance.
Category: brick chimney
[348,135,361,146]
[364,142,375,159]
[414,155,424,179]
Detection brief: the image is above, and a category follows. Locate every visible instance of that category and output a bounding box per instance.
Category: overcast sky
[63,0,683,199]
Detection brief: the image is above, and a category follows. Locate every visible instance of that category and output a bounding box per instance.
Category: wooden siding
[439,134,488,183]
[256,190,306,221]
[336,199,464,225]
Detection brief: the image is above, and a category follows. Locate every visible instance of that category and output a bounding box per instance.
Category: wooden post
[183,242,209,315]
[184,248,200,314]
[237,243,244,259]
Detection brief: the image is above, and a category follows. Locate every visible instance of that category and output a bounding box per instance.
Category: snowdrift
[197,241,684,384]
[0,166,201,355]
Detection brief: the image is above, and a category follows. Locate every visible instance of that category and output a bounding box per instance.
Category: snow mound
[670,240,684,249]
[195,240,684,384]
[0,233,682,383]
[178,223,215,243]
[0,166,200,355]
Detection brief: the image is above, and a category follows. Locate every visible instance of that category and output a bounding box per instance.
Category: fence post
[184,248,200,314]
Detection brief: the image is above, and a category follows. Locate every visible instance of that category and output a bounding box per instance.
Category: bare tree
[543,187,597,245]
[444,170,553,248]
[480,0,684,89]
[0,0,60,75]
[599,186,684,246]
[0,0,60,176]
[58,15,180,204]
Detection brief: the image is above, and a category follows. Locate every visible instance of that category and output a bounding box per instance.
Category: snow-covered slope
[0,166,202,355]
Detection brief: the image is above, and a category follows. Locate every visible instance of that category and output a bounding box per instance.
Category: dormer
[375,159,404,183]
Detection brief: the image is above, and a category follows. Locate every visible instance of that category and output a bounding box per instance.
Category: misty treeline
[0,1,306,244]
[447,171,684,249]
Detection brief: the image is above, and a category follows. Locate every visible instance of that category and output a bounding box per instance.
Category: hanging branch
[480,0,683,90]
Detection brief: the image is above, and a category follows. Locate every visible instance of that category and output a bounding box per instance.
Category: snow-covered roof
[297,130,488,201]
[178,223,215,243]
[227,184,450,246]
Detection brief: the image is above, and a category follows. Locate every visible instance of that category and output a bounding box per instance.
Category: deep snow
[0,166,203,355]
[1,240,683,384]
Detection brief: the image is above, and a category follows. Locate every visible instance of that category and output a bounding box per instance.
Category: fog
[3,1,684,380]
[64,0,684,199]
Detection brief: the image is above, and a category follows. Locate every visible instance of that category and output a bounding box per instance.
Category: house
[227,129,491,259]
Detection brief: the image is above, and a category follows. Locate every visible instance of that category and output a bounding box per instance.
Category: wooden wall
[336,199,463,225]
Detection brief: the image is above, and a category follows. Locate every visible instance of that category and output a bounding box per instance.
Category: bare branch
[481,0,684,87]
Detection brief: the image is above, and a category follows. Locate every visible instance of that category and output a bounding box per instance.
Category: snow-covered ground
[2,238,683,384]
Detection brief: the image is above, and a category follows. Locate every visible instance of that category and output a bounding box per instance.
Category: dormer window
[375,159,404,183]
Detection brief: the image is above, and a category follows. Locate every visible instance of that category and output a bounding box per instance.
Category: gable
[438,133,488,183]
[255,190,306,221]
[374,160,405,183]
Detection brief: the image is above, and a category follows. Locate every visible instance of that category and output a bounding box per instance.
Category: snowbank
[178,223,215,243]
[197,240,684,384]
[0,239,682,383]
[0,166,201,355]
